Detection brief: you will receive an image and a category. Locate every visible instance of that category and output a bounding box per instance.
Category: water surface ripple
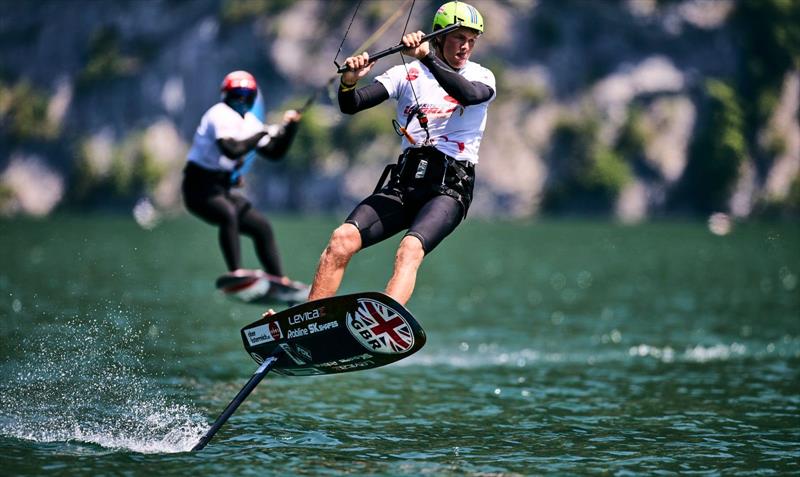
[1,217,798,475]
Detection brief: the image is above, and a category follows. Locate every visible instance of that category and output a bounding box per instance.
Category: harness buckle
[414,159,428,179]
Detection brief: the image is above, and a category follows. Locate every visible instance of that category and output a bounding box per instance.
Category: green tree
[733,0,800,172]
[677,79,747,214]
[542,114,632,214]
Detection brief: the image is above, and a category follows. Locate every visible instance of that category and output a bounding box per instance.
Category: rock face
[0,0,797,220]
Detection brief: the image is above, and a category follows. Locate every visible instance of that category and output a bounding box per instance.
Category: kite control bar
[335,22,462,73]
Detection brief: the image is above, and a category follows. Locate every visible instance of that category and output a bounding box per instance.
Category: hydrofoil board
[192,291,425,451]
[241,291,426,376]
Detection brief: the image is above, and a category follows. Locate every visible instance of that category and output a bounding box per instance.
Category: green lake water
[1,215,798,476]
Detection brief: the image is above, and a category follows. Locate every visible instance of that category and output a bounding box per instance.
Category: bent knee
[326,224,362,259]
[216,205,239,226]
[396,235,425,265]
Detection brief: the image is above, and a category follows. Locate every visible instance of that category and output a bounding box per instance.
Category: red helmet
[220,70,258,108]
[220,70,257,93]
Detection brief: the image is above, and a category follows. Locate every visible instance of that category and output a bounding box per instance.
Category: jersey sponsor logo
[346,298,414,354]
[402,103,455,119]
[443,95,465,115]
[245,321,282,346]
[406,67,420,81]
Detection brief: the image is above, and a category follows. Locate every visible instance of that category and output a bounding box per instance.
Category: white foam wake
[0,312,206,454]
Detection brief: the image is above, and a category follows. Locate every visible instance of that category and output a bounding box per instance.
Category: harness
[373,146,475,217]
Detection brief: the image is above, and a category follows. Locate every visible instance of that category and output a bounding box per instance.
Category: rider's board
[216,270,310,305]
[241,292,426,376]
[192,291,426,452]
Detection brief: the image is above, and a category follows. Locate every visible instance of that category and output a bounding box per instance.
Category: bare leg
[308,224,362,301]
[384,235,425,305]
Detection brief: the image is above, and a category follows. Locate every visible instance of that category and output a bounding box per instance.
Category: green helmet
[432,1,484,34]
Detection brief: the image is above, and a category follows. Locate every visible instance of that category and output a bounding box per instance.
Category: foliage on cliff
[0,0,797,220]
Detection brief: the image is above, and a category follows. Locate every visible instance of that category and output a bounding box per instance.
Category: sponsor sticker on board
[245,321,282,346]
[346,298,414,354]
[278,343,311,365]
[287,307,325,325]
[287,319,339,339]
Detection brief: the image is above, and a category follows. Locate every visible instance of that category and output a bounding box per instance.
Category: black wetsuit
[182,111,298,273]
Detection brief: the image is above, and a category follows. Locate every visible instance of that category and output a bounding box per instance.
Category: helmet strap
[433,36,460,70]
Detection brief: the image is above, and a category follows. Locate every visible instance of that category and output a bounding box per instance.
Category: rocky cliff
[0,0,797,222]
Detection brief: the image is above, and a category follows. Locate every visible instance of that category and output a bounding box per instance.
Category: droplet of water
[577,270,593,289]
[1,312,206,453]
[550,273,566,291]
[779,267,797,291]
[767,343,776,353]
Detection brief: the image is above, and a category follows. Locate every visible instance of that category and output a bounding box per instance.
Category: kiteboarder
[307,2,496,305]
[182,70,301,282]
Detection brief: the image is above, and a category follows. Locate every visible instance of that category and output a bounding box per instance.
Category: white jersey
[375,58,496,164]
[187,102,265,172]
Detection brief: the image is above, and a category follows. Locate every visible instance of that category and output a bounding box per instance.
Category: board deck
[216,270,310,305]
[241,292,426,376]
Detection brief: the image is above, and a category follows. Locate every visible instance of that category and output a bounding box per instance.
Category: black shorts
[182,162,252,218]
[345,147,475,254]
[346,189,463,254]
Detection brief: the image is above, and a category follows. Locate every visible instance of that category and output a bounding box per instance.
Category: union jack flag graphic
[347,298,414,354]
